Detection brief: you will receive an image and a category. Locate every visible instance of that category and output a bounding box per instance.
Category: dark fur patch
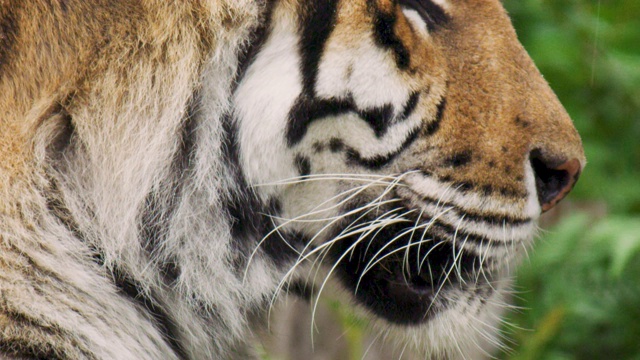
[369,1,411,69]
[44,176,83,242]
[294,155,311,177]
[111,267,188,360]
[298,0,340,96]
[345,127,420,169]
[286,96,352,146]
[424,98,446,135]
[287,280,316,301]
[329,138,344,152]
[312,141,325,153]
[220,115,303,270]
[287,92,421,147]
[326,207,482,325]
[262,228,308,267]
[0,310,94,360]
[443,150,473,168]
[46,109,76,156]
[514,116,530,128]
[481,184,494,196]
[235,0,278,83]
[399,0,450,32]
[454,181,474,192]
[0,338,62,360]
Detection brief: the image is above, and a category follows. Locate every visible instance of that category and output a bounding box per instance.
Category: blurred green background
[499,0,640,359]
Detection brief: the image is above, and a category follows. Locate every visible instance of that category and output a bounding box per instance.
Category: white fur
[317,30,411,109]
[404,172,540,219]
[235,7,302,198]
[402,9,432,36]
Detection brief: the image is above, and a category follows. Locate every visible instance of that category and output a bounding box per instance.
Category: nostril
[530,150,581,212]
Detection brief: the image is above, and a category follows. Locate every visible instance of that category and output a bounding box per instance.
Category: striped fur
[0,0,584,359]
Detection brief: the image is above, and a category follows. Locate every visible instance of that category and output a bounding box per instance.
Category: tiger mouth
[325,201,517,325]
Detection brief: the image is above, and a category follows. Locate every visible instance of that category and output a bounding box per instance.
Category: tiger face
[235,0,584,348]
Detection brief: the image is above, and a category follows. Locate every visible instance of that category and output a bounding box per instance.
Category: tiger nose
[530,150,582,212]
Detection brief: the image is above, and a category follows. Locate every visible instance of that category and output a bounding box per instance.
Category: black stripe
[287,92,420,146]
[359,103,395,137]
[294,154,311,177]
[224,0,293,265]
[345,126,421,169]
[399,0,450,32]
[298,0,340,97]
[283,1,341,146]
[442,150,473,168]
[417,193,531,226]
[220,113,265,248]
[429,220,516,248]
[368,0,411,69]
[220,114,303,269]
[286,96,352,146]
[399,91,420,121]
[235,0,278,84]
[139,91,202,282]
[424,97,446,135]
[111,267,188,360]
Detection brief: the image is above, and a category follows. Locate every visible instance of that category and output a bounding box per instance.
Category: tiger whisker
[357,217,425,276]
[243,180,396,283]
[305,207,407,297]
[266,202,407,317]
[318,209,414,296]
[401,207,425,282]
[279,173,411,295]
[252,173,401,187]
[358,237,438,286]
[362,329,384,360]
[309,215,417,342]
[424,218,468,319]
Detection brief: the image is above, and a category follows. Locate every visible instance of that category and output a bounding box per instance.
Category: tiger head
[234,0,584,355]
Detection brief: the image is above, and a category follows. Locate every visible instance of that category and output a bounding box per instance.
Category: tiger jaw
[325,203,502,326]
[274,169,535,326]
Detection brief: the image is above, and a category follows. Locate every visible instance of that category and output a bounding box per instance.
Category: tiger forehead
[332,0,448,28]
[326,0,447,79]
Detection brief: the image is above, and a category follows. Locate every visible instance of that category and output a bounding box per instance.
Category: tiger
[0,0,585,359]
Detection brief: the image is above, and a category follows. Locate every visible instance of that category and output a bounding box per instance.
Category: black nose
[530,150,582,212]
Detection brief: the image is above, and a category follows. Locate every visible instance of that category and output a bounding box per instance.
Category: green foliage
[501,214,640,359]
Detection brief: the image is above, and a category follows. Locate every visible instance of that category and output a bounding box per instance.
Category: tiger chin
[0,0,584,359]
